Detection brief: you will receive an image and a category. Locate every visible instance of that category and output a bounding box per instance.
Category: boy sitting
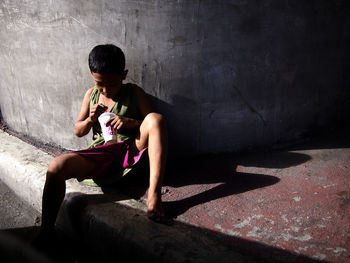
[36,44,168,242]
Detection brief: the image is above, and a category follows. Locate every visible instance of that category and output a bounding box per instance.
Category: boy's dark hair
[88,44,125,74]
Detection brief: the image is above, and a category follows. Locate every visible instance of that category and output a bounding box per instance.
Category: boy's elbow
[74,130,86,138]
[74,131,82,137]
[74,125,84,137]
[74,129,81,137]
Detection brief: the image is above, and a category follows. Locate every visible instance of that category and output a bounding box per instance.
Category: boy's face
[91,71,128,98]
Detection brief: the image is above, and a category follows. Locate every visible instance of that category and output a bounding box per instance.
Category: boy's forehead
[91,72,121,82]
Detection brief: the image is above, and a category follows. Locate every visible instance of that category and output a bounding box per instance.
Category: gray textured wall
[0,0,349,155]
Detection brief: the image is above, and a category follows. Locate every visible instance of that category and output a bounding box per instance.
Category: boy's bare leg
[133,113,168,220]
[37,153,98,241]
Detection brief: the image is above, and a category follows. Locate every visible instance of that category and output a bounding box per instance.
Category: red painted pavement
[158,128,350,263]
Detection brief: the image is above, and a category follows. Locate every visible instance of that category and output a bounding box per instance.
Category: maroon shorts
[73,139,147,181]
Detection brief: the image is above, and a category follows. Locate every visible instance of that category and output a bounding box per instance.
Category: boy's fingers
[97,105,107,112]
[96,110,105,116]
[109,118,122,130]
[98,103,107,109]
[147,210,173,225]
[105,118,113,126]
[114,120,122,130]
[105,116,123,131]
[105,116,118,126]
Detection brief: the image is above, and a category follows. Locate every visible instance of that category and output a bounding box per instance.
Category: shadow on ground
[0,226,77,263]
[160,150,311,217]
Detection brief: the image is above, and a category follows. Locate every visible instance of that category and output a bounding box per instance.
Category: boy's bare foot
[147,192,172,225]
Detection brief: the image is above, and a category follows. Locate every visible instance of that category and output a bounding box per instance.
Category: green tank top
[88,83,143,148]
[81,83,145,187]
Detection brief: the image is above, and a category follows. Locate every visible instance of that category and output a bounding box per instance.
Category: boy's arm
[74,88,100,137]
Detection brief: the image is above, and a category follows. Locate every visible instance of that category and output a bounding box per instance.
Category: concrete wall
[0,0,349,155]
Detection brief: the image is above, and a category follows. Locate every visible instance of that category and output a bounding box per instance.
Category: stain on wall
[0,0,349,154]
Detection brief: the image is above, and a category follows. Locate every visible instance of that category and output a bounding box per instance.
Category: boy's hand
[89,103,108,123]
[106,115,140,131]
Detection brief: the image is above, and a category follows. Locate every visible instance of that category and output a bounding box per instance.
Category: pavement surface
[156,126,350,263]
[0,125,349,262]
[0,178,41,230]
[0,178,78,262]
[0,179,57,262]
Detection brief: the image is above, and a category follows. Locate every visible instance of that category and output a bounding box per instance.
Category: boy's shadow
[163,171,280,217]
[162,151,310,217]
[102,150,311,219]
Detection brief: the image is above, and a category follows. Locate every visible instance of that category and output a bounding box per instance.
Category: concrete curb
[0,130,103,211]
[0,130,257,262]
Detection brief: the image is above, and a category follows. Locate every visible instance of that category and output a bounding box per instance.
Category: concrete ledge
[58,194,257,263]
[0,129,103,211]
[0,130,256,262]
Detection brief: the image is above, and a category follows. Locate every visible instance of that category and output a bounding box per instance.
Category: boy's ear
[122,70,128,80]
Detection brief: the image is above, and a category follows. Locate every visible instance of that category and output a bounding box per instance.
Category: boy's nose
[101,86,109,93]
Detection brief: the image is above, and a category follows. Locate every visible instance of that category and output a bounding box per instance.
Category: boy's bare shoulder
[80,87,95,106]
[84,87,95,98]
[86,87,95,95]
[126,83,146,97]
[131,84,145,94]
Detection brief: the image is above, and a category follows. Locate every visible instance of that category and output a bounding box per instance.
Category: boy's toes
[147,209,173,225]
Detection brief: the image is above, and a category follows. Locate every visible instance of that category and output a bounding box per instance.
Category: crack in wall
[233,85,267,126]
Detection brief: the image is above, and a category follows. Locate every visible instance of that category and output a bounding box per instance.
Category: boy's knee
[144,112,166,129]
[47,154,70,179]
[48,158,60,175]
